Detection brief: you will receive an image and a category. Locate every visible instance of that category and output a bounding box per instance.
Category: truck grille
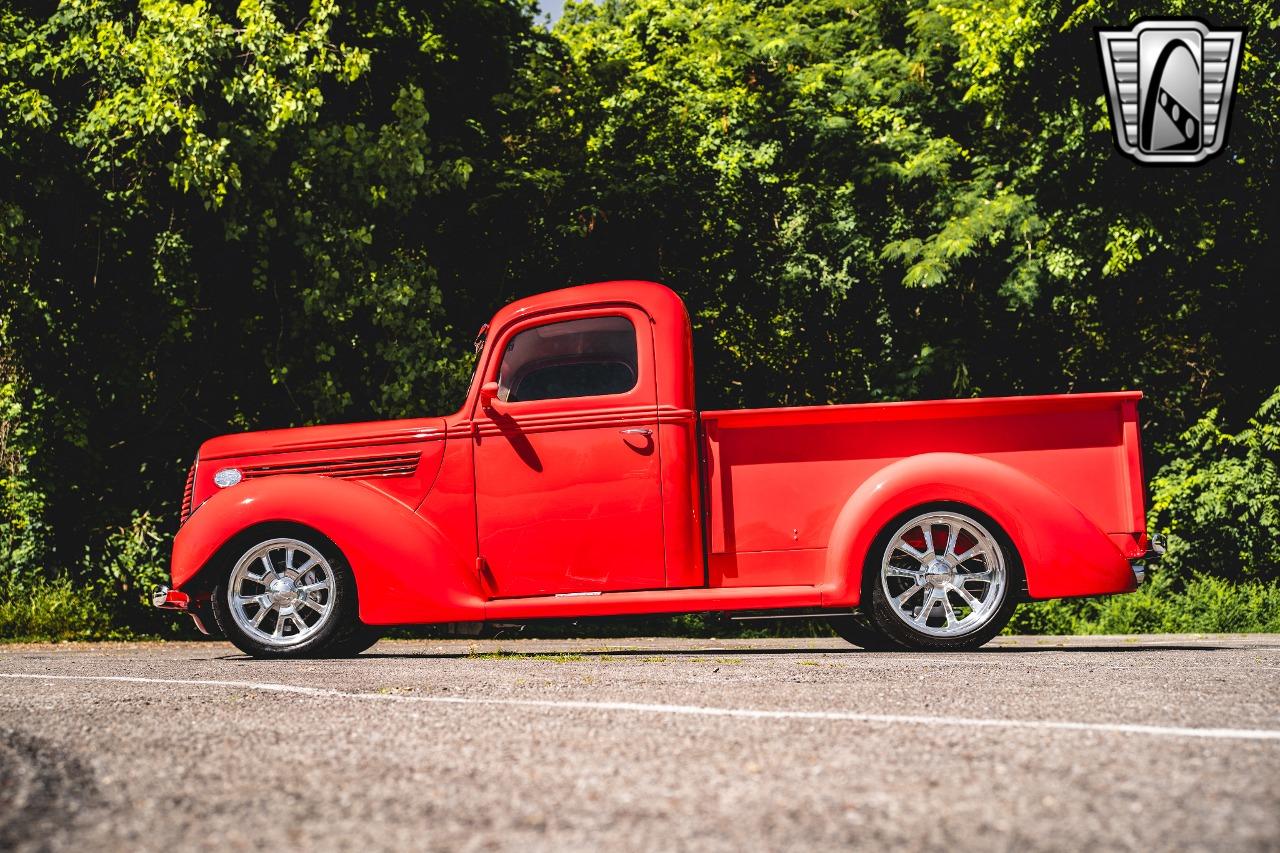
[180,460,196,524]
[240,452,422,480]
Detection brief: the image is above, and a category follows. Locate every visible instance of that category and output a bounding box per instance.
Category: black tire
[210,524,371,659]
[326,623,384,657]
[827,612,903,650]
[862,503,1021,652]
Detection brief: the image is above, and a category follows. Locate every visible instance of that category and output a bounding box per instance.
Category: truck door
[472,308,666,597]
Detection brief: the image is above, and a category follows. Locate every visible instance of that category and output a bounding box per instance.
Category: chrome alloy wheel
[227,538,336,647]
[879,511,1007,638]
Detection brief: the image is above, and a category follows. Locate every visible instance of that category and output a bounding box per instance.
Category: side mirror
[479,381,500,408]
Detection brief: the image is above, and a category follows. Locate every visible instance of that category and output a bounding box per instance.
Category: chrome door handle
[619,428,652,436]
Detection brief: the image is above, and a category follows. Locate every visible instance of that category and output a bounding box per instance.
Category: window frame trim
[474,305,655,417]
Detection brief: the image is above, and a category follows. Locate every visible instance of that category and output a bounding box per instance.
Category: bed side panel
[701,395,1140,579]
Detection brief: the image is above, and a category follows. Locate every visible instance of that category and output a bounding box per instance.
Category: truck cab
[466,282,704,596]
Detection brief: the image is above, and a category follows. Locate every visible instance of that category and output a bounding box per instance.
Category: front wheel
[862,505,1019,651]
[210,528,379,659]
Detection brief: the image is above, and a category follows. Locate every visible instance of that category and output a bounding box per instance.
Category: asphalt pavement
[1,634,1277,852]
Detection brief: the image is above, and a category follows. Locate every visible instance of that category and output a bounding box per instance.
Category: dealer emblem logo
[1096,19,1244,165]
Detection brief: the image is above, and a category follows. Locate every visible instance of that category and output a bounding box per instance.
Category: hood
[198,417,447,461]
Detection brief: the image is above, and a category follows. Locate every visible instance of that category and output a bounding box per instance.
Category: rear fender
[171,475,483,625]
[822,453,1134,606]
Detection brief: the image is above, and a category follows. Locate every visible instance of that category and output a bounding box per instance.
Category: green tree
[0,0,552,623]
[547,0,1278,438]
[1149,386,1280,583]
[2,0,1277,637]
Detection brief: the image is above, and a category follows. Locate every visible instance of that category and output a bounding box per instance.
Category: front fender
[171,475,484,625]
[822,453,1134,606]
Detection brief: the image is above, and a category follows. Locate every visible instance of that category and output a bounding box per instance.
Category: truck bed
[699,391,1146,588]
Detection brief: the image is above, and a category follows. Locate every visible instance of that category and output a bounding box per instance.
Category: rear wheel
[211,528,380,659]
[861,505,1019,651]
[826,612,902,650]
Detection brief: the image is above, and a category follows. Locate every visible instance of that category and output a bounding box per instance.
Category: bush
[0,338,52,586]
[91,510,183,637]
[1005,386,1280,637]
[0,504,181,642]
[1148,386,1280,583]
[0,575,121,642]
[1007,573,1280,636]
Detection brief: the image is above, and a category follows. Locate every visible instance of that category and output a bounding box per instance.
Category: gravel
[0,633,1277,852]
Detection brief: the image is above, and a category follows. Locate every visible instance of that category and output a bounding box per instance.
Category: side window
[497,316,638,403]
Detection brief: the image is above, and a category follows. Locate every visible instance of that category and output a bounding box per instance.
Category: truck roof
[488,280,689,334]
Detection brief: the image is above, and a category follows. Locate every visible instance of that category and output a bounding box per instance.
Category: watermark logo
[1096,19,1244,165]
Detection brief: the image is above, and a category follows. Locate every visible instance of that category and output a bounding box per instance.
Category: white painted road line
[3,671,1278,743]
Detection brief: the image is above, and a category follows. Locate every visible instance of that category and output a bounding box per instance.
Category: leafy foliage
[0,574,121,642]
[1006,572,1280,636]
[0,336,50,582]
[0,0,1277,637]
[546,0,1278,428]
[1148,386,1280,583]
[1,0,549,617]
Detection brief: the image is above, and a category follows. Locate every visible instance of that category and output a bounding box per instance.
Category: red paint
[473,306,666,596]
[169,281,1151,626]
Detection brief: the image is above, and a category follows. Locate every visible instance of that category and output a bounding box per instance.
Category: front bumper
[1130,533,1166,586]
[153,585,212,634]
[152,585,189,610]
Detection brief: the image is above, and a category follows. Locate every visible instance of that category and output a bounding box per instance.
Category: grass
[0,575,127,642]
[1005,573,1280,636]
[3,572,1278,643]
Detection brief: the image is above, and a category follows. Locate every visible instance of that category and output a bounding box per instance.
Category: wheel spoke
[272,614,285,638]
[940,593,959,627]
[259,555,277,581]
[959,570,993,584]
[913,590,937,625]
[291,613,309,634]
[885,566,923,581]
[302,597,326,614]
[297,581,330,595]
[949,583,982,610]
[943,523,959,560]
[896,539,927,561]
[895,583,924,607]
[294,558,318,577]
[252,601,274,627]
[953,545,983,564]
[918,524,937,559]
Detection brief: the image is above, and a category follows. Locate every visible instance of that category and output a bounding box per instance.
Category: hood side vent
[240,451,422,481]
[180,460,197,524]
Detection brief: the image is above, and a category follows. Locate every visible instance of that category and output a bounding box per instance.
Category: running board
[484,585,823,621]
[729,608,848,621]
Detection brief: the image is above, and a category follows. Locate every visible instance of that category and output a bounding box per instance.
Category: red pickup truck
[156,281,1159,657]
